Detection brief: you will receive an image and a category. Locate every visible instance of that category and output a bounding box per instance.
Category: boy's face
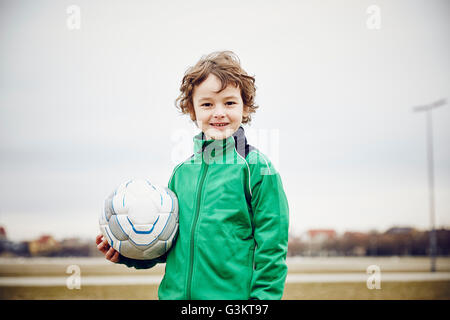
[192,74,249,140]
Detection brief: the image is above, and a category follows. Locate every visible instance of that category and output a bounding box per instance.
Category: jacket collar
[193,126,248,163]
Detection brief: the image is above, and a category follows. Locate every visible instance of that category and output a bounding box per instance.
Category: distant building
[302,229,337,243]
[28,235,60,256]
[343,231,368,239]
[59,238,91,256]
[341,231,370,256]
[300,229,337,257]
[385,227,415,235]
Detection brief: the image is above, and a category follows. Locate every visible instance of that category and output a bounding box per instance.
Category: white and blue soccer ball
[99,179,179,260]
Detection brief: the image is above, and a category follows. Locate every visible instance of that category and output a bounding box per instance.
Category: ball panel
[115,214,132,236]
[99,224,108,238]
[127,196,159,225]
[104,192,115,222]
[99,210,108,227]
[120,241,147,260]
[166,188,179,216]
[126,217,159,246]
[142,240,167,260]
[115,180,129,194]
[127,232,158,251]
[101,224,115,249]
[142,180,164,212]
[128,230,158,246]
[149,213,170,238]
[108,215,129,241]
[112,238,122,253]
[165,224,178,248]
[112,191,128,215]
[158,212,176,241]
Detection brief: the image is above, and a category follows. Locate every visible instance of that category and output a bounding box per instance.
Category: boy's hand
[95,234,120,263]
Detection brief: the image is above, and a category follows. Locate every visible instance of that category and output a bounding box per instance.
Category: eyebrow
[222,95,240,100]
[198,95,240,102]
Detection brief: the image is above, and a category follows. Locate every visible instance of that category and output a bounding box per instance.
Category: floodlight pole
[413,98,446,272]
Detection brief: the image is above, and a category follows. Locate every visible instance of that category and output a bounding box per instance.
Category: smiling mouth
[210,123,229,127]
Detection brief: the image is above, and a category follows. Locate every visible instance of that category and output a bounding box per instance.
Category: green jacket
[119,126,289,300]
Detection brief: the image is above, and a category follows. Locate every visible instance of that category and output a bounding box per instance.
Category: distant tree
[288,237,306,256]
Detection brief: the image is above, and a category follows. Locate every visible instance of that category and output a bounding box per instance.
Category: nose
[212,104,226,118]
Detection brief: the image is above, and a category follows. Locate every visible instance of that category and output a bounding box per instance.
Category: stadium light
[413,98,446,272]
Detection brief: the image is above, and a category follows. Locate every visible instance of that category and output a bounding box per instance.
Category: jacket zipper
[186,160,209,299]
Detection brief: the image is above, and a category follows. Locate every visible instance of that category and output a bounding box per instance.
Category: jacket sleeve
[248,151,289,300]
[117,166,180,270]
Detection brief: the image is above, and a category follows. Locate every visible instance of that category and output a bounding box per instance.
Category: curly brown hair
[175,51,258,124]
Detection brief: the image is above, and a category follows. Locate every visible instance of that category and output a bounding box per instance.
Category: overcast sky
[0,0,449,241]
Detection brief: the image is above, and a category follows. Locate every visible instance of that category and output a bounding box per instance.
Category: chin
[205,126,236,140]
[210,133,227,140]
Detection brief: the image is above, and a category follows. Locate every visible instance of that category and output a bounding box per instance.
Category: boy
[96,51,289,300]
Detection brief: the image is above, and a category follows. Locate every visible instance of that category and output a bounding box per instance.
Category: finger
[105,247,115,260]
[110,251,120,263]
[102,239,110,250]
[97,239,109,253]
[96,239,105,250]
[95,234,103,245]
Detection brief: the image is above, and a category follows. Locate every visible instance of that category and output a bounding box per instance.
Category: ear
[243,105,250,117]
[242,105,250,122]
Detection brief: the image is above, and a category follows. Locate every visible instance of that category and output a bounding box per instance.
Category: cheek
[197,114,213,129]
[195,111,209,123]
[230,108,245,122]
[192,107,205,121]
[189,110,197,121]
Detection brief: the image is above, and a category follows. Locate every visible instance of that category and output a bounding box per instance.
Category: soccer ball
[99,179,179,260]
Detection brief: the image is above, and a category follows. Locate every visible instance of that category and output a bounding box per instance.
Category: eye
[225,101,236,106]
[201,103,212,107]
